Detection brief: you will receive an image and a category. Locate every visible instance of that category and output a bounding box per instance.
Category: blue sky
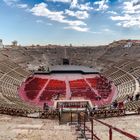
[0,0,140,46]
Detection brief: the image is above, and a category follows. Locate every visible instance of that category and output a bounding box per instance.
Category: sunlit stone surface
[91,115,140,140]
[0,114,140,140]
[0,114,76,140]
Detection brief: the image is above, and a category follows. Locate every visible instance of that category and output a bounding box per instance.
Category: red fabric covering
[18,74,116,107]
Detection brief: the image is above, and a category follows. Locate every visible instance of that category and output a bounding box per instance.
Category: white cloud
[123,0,140,14]
[3,0,19,6]
[133,0,140,6]
[117,19,140,28]
[70,1,93,11]
[4,0,90,32]
[103,28,111,32]
[3,0,29,9]
[64,26,89,32]
[78,3,93,10]
[89,31,101,34]
[111,14,140,28]
[70,0,78,8]
[17,4,28,8]
[36,20,44,23]
[36,20,53,26]
[65,9,89,19]
[31,3,65,21]
[30,2,88,31]
[46,0,93,11]
[46,0,70,3]
[107,11,118,15]
[46,23,53,26]
[110,14,131,21]
[61,19,87,26]
[110,0,140,28]
[94,0,109,11]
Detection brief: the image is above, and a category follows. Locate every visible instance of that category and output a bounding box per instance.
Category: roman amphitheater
[0,39,140,140]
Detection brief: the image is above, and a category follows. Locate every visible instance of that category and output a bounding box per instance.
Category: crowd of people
[91,93,140,111]
[125,93,140,102]
[111,93,140,109]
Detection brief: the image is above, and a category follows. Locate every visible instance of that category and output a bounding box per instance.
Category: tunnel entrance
[63,58,69,65]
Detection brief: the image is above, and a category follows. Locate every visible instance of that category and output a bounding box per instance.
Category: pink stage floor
[18,73,117,107]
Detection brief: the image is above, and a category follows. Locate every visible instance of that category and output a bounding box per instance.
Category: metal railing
[77,111,140,140]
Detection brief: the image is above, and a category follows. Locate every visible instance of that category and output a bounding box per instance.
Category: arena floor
[18,73,117,107]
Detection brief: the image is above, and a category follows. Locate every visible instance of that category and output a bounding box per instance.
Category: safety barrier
[77,112,140,140]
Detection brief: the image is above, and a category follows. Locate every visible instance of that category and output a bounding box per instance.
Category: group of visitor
[125,93,140,102]
[111,100,124,109]
[111,93,140,109]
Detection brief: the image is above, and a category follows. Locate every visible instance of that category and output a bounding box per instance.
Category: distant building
[124,42,133,48]
[0,39,4,48]
[12,40,18,47]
